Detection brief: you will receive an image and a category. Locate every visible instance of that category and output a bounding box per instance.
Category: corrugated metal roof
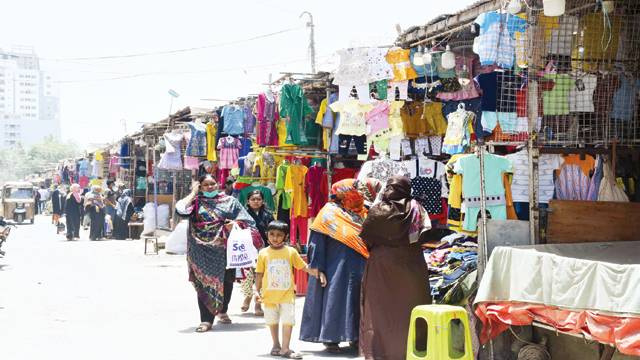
[397,0,501,47]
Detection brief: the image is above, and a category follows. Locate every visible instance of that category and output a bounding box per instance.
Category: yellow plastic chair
[406,304,474,360]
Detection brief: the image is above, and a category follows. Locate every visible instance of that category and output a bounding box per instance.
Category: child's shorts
[263,303,295,326]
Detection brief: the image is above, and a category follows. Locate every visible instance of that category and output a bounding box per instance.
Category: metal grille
[526,0,640,147]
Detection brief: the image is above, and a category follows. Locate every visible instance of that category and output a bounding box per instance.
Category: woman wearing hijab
[85,186,106,241]
[112,189,134,240]
[176,174,262,332]
[239,189,274,315]
[300,178,382,353]
[51,185,65,227]
[359,176,432,360]
[64,183,84,240]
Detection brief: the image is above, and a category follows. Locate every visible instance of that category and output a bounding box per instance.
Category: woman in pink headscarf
[64,184,84,240]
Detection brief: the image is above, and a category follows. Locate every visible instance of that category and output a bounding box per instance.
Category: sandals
[241,296,252,312]
[270,347,281,356]
[195,322,212,332]
[324,343,342,353]
[217,313,232,324]
[280,350,303,359]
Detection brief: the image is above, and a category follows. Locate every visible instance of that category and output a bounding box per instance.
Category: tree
[0,137,81,183]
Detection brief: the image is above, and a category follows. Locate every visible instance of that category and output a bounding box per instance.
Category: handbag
[226,224,258,269]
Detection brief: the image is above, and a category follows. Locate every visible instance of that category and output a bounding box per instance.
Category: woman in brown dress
[359,176,432,360]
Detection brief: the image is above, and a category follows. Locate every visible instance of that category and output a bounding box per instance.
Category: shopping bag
[226,224,258,269]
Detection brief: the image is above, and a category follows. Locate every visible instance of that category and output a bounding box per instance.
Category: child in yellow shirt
[256,221,326,359]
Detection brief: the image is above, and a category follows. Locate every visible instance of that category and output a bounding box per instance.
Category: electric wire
[42,25,304,62]
[55,54,331,83]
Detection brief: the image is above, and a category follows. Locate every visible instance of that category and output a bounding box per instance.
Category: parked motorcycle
[0,216,15,257]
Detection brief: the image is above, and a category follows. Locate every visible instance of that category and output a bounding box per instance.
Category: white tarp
[475,241,640,316]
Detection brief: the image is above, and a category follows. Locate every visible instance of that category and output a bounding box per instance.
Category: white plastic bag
[226,224,258,269]
[157,204,170,229]
[142,203,157,235]
[166,220,188,255]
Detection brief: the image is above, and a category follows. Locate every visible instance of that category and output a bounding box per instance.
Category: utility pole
[300,11,316,74]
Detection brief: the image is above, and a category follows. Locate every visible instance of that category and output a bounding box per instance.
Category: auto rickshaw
[1,181,36,224]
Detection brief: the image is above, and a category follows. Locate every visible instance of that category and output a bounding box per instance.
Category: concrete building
[0,46,60,148]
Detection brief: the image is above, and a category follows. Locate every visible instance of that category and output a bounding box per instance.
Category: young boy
[255,221,326,359]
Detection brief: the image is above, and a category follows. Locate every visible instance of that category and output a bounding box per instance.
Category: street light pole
[300,11,316,74]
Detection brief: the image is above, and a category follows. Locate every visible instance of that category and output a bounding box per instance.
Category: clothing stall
[397,0,640,358]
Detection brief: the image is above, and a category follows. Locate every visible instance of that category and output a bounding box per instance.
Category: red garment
[428,198,448,225]
[233,182,251,191]
[331,167,357,185]
[475,301,640,356]
[515,80,554,117]
[305,164,328,217]
[290,216,308,245]
[217,169,230,189]
[79,176,90,189]
[147,160,154,177]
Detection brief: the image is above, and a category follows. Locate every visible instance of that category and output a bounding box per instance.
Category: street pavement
[0,215,360,360]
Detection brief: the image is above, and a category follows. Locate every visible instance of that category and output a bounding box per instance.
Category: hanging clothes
[256,92,279,146]
[284,163,309,218]
[275,162,292,223]
[243,105,256,136]
[357,158,411,186]
[306,163,328,218]
[453,153,512,231]
[217,136,242,170]
[317,93,341,154]
[206,121,218,162]
[109,155,119,177]
[442,105,475,154]
[186,121,207,157]
[120,142,130,169]
[157,132,183,170]
[280,83,314,146]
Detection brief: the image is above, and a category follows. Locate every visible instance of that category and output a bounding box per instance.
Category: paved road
[0,215,359,360]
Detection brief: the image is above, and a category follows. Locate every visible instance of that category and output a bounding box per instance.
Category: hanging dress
[157,132,184,170]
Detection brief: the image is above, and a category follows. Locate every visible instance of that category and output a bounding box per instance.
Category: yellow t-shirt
[256,246,307,307]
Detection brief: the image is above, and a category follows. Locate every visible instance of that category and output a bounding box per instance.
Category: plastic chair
[406,304,473,360]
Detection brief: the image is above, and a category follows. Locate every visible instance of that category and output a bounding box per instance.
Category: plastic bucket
[543,0,565,16]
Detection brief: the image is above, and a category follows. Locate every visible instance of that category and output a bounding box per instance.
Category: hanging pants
[289,216,308,246]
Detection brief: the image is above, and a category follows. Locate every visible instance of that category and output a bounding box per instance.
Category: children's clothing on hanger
[217,136,242,170]
[157,132,183,170]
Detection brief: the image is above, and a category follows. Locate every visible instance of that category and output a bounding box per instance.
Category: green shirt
[276,164,292,210]
[543,74,575,116]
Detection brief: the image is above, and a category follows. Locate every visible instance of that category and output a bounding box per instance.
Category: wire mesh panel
[524,0,640,147]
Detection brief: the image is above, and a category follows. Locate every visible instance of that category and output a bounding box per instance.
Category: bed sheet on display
[474,241,640,355]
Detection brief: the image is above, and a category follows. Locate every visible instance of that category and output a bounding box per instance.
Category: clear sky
[2,0,473,147]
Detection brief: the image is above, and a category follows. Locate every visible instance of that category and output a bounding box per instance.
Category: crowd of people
[40,180,135,241]
[178,174,433,360]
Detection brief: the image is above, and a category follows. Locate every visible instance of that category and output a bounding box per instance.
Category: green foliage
[0,136,80,183]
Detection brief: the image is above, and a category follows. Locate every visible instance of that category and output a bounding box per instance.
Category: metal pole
[526,7,540,244]
[152,147,158,237]
[300,11,316,74]
[478,145,489,274]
